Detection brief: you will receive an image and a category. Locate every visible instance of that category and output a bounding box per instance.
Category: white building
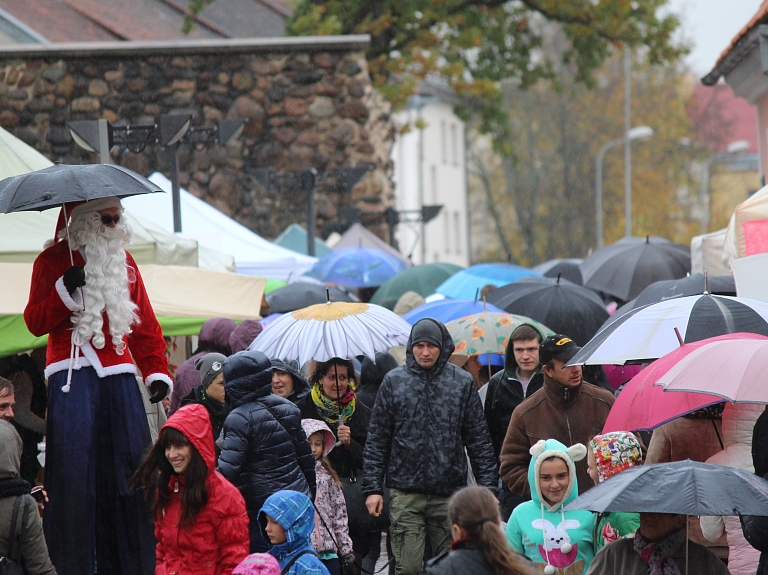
[391,81,470,267]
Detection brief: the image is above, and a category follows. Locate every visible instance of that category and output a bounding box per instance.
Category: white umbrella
[569,294,768,366]
[248,301,411,365]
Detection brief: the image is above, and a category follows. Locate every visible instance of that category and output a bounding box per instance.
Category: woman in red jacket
[133,403,250,575]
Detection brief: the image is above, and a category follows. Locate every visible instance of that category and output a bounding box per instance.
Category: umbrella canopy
[486,276,608,345]
[569,294,768,366]
[266,282,359,314]
[657,337,768,403]
[435,263,541,300]
[248,301,411,365]
[446,312,553,355]
[634,273,736,307]
[532,258,583,285]
[565,460,768,516]
[0,163,163,213]
[402,299,506,326]
[304,247,407,288]
[601,333,766,433]
[369,262,463,309]
[580,236,691,302]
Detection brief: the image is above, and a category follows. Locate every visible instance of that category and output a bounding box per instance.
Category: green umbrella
[370,262,463,309]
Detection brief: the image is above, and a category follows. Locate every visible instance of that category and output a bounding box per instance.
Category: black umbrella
[633,273,736,306]
[0,163,163,213]
[580,236,691,302]
[565,460,768,516]
[532,258,583,285]
[486,275,608,345]
[266,282,359,314]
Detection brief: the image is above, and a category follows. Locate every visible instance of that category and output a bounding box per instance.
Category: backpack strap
[16,496,30,565]
[281,549,319,574]
[5,496,22,560]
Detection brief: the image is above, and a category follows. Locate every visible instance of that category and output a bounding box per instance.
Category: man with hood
[217,350,316,553]
[363,318,497,575]
[484,324,544,519]
[259,489,331,575]
[500,335,615,500]
[506,439,596,574]
[170,317,237,413]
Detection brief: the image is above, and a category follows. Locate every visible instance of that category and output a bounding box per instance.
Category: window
[454,211,461,254]
[450,124,458,166]
[444,210,450,254]
[441,121,447,164]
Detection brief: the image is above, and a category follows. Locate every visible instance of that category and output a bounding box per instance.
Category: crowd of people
[0,196,767,575]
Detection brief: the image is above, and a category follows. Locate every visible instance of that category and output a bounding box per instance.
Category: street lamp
[699,139,750,234]
[595,125,654,248]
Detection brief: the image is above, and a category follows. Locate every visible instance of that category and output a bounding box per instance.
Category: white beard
[60,212,140,353]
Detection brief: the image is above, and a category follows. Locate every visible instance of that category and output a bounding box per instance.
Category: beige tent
[0,262,264,319]
[724,183,768,264]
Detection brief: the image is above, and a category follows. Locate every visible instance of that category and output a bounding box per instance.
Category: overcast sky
[665,0,761,76]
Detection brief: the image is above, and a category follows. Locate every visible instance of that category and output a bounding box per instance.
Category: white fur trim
[79,342,137,378]
[45,355,91,379]
[55,276,83,312]
[567,443,587,462]
[530,439,547,458]
[533,447,578,512]
[70,197,123,219]
[145,373,173,396]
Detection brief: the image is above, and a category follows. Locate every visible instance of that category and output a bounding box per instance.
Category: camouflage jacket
[363,318,498,497]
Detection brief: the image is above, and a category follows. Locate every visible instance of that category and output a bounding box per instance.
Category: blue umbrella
[304,247,408,288]
[402,299,506,325]
[435,263,542,300]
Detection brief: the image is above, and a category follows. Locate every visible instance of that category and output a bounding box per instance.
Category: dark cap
[539,335,581,365]
[194,352,227,389]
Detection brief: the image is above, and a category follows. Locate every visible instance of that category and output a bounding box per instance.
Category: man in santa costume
[24,196,172,575]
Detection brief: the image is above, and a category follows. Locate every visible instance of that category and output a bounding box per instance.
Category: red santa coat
[24,240,172,390]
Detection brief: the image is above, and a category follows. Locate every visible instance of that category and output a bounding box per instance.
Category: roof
[702,1,768,85]
[0,0,294,43]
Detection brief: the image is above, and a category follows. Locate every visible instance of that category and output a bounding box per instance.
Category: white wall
[391,101,470,267]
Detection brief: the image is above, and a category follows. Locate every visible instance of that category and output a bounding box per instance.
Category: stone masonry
[0,37,394,241]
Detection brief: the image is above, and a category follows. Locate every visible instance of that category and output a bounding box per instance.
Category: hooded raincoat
[271,359,310,404]
[259,490,330,575]
[506,439,595,575]
[218,351,316,550]
[300,419,353,557]
[154,404,250,575]
[363,318,497,497]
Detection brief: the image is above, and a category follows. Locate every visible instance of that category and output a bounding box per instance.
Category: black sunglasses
[100,214,120,225]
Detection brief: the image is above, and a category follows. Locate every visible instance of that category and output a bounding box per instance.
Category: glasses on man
[100,214,120,225]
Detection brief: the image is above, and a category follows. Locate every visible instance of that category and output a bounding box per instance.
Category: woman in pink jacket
[301,418,354,575]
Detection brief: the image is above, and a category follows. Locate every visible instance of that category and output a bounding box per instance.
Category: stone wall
[0,37,394,242]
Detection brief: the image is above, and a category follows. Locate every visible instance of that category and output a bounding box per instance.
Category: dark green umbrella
[369,262,463,309]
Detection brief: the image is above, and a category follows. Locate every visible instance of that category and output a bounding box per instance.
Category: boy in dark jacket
[218,351,316,553]
[363,318,497,575]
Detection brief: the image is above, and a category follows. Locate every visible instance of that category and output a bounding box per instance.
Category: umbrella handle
[61,203,84,311]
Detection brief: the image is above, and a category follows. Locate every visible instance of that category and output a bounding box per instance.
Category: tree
[189,0,685,145]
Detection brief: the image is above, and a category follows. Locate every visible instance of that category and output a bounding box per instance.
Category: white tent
[724,183,768,264]
[690,228,730,276]
[121,173,317,281]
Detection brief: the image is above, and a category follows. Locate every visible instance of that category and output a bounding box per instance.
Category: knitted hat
[410,319,443,349]
[194,352,227,389]
[232,553,281,575]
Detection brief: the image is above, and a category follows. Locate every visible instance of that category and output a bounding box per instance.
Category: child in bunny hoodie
[506,438,596,575]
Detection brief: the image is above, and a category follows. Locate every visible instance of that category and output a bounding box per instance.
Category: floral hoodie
[506,438,596,575]
[300,419,353,557]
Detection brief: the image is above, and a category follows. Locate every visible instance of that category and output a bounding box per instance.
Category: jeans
[388,489,451,575]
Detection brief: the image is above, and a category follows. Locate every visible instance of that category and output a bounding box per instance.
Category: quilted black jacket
[363,318,497,497]
[217,351,316,518]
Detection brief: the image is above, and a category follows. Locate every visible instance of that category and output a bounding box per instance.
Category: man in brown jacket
[500,334,615,498]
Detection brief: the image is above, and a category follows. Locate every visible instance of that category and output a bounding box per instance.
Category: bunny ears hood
[527,438,586,512]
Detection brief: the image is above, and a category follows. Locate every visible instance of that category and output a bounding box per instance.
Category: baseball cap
[539,335,581,365]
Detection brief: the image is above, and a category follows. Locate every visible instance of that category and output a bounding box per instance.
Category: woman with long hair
[132,404,250,575]
[426,485,534,575]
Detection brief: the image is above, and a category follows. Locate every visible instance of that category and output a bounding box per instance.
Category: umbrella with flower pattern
[446,312,554,356]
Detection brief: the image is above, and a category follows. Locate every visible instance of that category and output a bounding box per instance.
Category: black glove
[149,380,169,404]
[63,266,86,295]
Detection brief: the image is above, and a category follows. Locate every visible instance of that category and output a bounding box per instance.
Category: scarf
[0,477,31,499]
[633,528,685,575]
[311,381,356,426]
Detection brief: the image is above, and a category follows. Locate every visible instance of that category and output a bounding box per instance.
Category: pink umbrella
[657,336,768,403]
[603,332,768,432]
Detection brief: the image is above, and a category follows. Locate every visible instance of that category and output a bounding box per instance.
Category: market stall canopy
[732,252,768,301]
[333,223,411,268]
[724,183,768,263]
[691,228,729,276]
[121,173,317,280]
[274,223,332,257]
[0,262,265,356]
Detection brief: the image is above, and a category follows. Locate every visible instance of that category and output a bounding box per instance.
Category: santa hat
[52,197,123,243]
